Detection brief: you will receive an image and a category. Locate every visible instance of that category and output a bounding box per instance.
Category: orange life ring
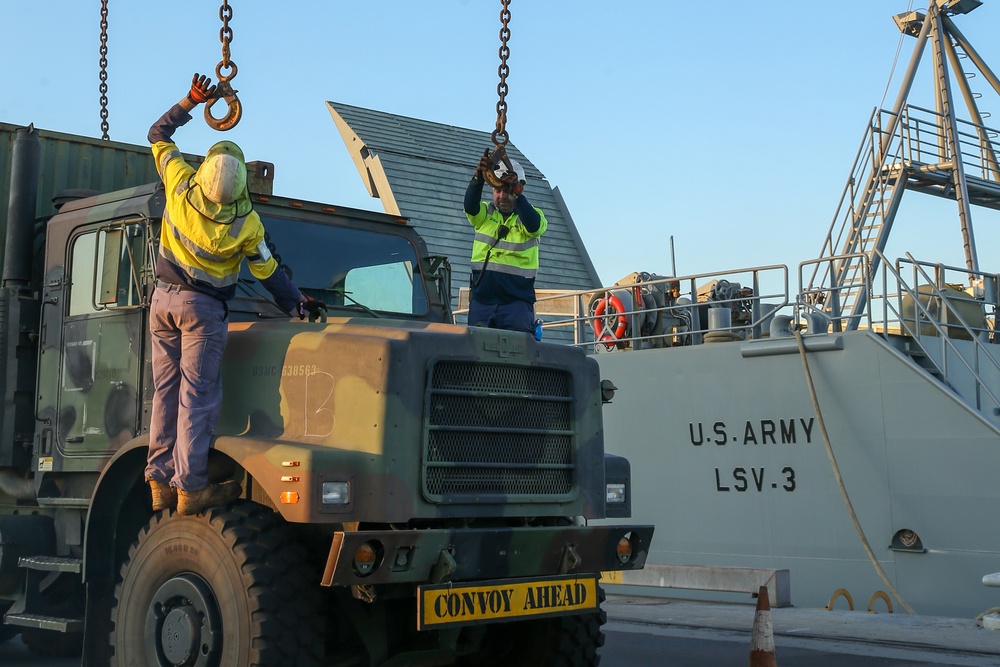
[592,294,627,346]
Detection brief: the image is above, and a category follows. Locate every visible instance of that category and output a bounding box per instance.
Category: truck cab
[0,126,652,666]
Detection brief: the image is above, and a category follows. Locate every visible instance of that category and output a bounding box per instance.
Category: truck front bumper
[321,523,654,587]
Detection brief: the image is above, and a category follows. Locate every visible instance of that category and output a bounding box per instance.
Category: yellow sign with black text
[417,575,599,630]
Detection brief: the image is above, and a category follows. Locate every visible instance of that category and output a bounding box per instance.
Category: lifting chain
[218,0,234,76]
[205,0,242,131]
[491,0,512,147]
[98,0,110,140]
[483,0,515,189]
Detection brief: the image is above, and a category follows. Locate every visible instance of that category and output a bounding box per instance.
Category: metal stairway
[3,556,84,633]
[810,115,908,327]
[806,1,1000,329]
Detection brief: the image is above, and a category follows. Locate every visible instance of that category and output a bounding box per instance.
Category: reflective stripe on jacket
[152,139,281,293]
[466,202,546,278]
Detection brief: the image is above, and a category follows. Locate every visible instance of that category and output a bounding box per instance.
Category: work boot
[147,478,178,512]
[177,481,242,516]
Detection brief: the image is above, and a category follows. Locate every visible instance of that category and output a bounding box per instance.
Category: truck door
[54,219,150,465]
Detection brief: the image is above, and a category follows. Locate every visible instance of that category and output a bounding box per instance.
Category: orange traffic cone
[749,585,777,667]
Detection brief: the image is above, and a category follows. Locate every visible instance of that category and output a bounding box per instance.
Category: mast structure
[814,0,1000,328]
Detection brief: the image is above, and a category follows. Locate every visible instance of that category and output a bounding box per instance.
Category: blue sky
[2,1,998,286]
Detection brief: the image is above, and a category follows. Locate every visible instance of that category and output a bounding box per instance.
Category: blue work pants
[145,285,228,492]
[468,299,535,334]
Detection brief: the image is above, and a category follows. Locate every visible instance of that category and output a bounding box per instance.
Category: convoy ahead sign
[417,576,599,629]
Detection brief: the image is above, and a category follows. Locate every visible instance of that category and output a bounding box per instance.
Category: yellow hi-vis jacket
[148,105,299,310]
[467,202,547,304]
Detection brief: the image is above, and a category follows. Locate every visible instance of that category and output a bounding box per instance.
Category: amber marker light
[280,491,300,504]
[616,533,634,565]
[354,542,380,577]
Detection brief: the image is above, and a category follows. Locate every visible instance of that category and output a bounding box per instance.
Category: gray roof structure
[326,102,601,314]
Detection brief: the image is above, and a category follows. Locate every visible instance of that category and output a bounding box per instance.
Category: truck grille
[423,361,575,502]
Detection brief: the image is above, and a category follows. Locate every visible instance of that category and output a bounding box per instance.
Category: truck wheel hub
[146,573,221,665]
[161,607,198,663]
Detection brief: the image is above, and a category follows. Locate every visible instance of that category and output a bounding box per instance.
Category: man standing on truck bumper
[144,74,323,516]
[464,151,547,334]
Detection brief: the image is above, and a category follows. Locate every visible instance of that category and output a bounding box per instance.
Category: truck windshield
[242,214,429,317]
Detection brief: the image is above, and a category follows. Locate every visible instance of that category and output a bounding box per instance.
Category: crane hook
[204,77,242,132]
[483,144,515,190]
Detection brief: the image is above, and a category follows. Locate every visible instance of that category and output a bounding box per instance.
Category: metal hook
[482,144,514,189]
[204,78,242,132]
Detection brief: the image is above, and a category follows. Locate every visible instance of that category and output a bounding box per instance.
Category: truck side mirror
[423,255,452,316]
[96,221,146,310]
[97,228,123,306]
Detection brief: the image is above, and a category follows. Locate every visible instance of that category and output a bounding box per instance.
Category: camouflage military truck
[0,124,653,666]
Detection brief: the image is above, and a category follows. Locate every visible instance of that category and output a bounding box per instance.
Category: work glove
[188,73,216,105]
[501,172,524,196]
[474,149,491,183]
[297,294,327,320]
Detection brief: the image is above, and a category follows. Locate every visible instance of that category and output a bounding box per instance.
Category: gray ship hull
[597,329,1000,618]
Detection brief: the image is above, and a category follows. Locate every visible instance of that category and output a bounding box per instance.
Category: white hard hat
[509,158,526,185]
[194,142,247,205]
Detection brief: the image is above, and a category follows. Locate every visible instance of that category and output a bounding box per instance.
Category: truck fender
[210,435,332,523]
[83,435,241,584]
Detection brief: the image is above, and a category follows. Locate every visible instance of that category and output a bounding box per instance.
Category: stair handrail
[874,250,1000,417]
[797,253,870,332]
[809,106,912,325]
[810,107,880,293]
[813,107,880,275]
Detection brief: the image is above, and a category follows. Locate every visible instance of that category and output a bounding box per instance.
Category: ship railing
[525,265,790,351]
[797,253,871,332]
[894,104,1000,184]
[808,104,1000,319]
[872,251,1000,419]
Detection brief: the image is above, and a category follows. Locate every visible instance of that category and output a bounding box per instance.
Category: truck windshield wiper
[303,287,379,318]
[233,278,290,318]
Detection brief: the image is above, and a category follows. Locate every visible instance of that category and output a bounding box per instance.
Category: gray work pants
[145,285,228,491]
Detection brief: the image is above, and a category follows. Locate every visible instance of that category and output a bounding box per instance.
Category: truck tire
[462,584,607,666]
[110,501,324,666]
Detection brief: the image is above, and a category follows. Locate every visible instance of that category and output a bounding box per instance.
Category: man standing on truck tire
[144,73,324,516]
[464,150,547,334]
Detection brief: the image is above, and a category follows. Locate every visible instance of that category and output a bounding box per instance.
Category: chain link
[217,0,237,80]
[491,0,511,146]
[205,0,242,130]
[99,0,110,140]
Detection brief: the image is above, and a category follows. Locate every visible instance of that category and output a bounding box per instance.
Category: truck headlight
[322,481,351,505]
[606,483,626,504]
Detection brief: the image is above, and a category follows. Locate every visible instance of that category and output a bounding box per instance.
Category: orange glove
[188,73,216,105]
